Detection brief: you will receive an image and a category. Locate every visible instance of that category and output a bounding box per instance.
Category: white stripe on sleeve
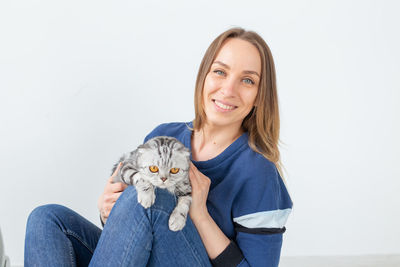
[233,208,292,229]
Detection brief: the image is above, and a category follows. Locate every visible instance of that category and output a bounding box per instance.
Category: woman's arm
[189,163,231,258]
[189,162,289,267]
[189,163,250,267]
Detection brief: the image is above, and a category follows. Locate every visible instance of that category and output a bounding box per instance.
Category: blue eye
[213,70,225,76]
[243,78,255,85]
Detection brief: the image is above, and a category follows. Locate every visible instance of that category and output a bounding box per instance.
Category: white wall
[0,0,399,265]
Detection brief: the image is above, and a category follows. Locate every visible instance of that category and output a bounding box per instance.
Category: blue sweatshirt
[144,122,293,267]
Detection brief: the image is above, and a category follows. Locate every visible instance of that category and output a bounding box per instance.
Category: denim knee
[27,204,67,230]
[117,186,177,214]
[152,188,178,214]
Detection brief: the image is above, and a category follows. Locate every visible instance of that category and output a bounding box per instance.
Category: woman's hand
[189,162,211,222]
[188,162,231,259]
[97,162,128,224]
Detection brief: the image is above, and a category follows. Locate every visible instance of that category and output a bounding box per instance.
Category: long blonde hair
[193,27,283,174]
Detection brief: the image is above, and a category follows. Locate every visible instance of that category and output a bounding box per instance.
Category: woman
[25,27,293,267]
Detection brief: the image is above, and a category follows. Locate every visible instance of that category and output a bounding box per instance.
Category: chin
[205,113,242,128]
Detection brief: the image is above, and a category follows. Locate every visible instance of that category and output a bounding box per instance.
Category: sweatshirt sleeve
[216,158,292,267]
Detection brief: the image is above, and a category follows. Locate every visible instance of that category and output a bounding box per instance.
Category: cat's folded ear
[136,147,147,155]
[137,143,150,154]
[182,147,191,158]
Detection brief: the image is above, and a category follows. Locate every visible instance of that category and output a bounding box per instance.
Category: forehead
[214,38,261,74]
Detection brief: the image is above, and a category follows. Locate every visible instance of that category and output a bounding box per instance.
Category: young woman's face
[202,38,261,130]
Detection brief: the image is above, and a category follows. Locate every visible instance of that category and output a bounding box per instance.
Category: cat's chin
[153,181,175,189]
[156,184,177,194]
[155,183,169,189]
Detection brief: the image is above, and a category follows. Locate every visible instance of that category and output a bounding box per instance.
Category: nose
[160,177,167,182]
[220,78,237,97]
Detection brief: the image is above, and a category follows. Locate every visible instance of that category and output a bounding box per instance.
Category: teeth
[214,100,235,110]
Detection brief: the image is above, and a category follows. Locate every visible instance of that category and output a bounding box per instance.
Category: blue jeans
[25,186,212,267]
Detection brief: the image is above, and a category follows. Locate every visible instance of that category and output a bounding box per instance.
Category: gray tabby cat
[112,136,192,231]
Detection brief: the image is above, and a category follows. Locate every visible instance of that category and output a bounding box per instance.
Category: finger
[190,162,197,172]
[111,192,123,202]
[189,164,195,180]
[105,192,123,204]
[107,162,123,183]
[101,210,108,220]
[112,162,123,177]
[190,164,210,188]
[189,166,199,189]
[190,164,200,181]
[189,162,196,173]
[110,182,128,192]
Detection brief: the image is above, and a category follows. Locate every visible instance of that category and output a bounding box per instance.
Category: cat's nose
[161,177,167,182]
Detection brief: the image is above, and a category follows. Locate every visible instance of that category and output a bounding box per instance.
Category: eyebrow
[213,61,260,78]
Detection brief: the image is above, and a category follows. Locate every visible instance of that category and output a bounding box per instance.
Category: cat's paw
[137,190,155,209]
[168,210,187,231]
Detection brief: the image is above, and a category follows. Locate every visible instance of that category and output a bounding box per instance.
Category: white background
[1,0,399,265]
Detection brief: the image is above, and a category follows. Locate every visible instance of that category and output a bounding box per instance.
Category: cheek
[203,74,220,96]
[149,173,159,180]
[242,89,258,106]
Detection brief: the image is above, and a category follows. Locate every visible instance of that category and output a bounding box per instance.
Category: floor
[280,255,400,267]
[10,255,400,267]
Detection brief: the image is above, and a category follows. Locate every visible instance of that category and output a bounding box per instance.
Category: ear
[184,150,191,158]
[137,140,152,150]
[179,147,191,158]
[137,147,147,154]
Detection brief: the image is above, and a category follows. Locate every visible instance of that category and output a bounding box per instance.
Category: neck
[202,122,243,144]
[191,121,244,161]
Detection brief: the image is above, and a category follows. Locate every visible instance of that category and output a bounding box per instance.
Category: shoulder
[233,145,280,191]
[143,122,191,143]
[240,148,278,180]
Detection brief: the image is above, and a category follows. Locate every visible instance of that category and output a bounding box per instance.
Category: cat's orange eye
[149,166,159,173]
[170,168,180,174]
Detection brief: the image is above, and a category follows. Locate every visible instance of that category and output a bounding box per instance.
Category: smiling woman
[191,37,262,162]
[192,28,282,173]
[24,27,292,267]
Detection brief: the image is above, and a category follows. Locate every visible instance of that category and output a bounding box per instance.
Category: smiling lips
[213,99,237,111]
